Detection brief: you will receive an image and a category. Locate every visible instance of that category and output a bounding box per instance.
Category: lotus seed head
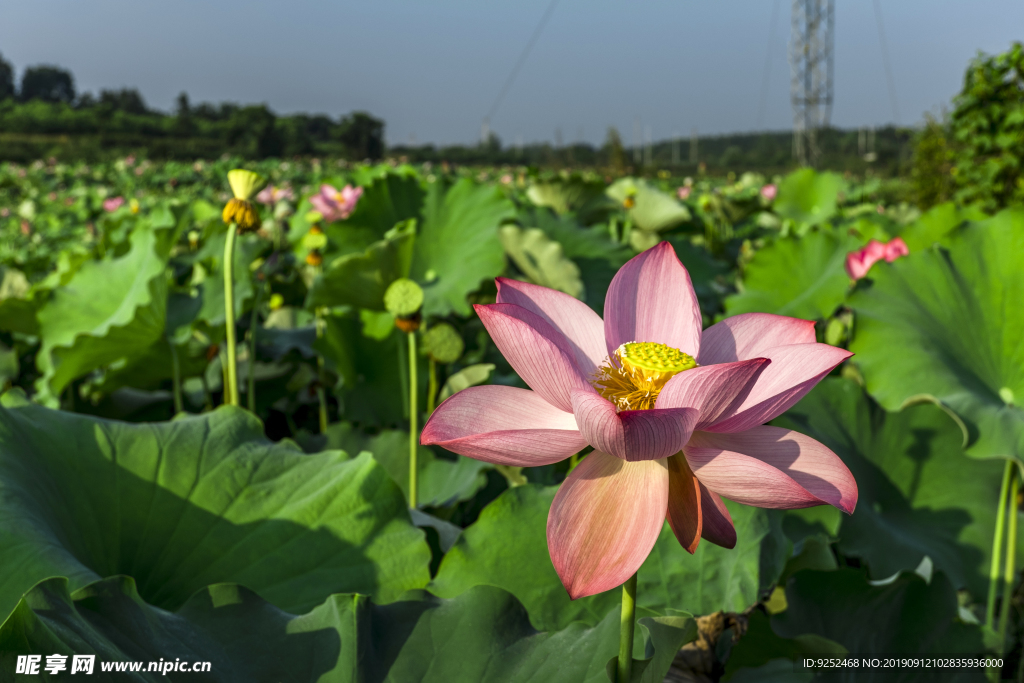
[384,278,424,317]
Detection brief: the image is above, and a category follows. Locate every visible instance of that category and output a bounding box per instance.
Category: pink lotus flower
[760,184,777,201]
[677,186,692,200]
[422,242,857,599]
[256,185,295,206]
[309,184,362,222]
[103,197,125,212]
[844,237,909,280]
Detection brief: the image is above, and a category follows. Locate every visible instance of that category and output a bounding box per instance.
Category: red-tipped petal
[697,313,817,365]
[496,278,607,376]
[704,343,852,433]
[667,452,702,553]
[422,385,586,466]
[547,451,669,599]
[656,358,770,430]
[475,303,595,413]
[571,390,698,461]
[685,427,858,514]
[604,242,702,359]
[700,484,736,549]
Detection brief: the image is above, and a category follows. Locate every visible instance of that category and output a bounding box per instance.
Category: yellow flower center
[592,341,696,411]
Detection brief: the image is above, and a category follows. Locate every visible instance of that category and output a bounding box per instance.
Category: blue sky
[2,0,1021,146]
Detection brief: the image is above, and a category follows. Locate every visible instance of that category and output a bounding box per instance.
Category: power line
[756,0,782,129]
[872,0,901,125]
[485,0,561,125]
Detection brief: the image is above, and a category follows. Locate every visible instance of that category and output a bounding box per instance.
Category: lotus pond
[0,158,1021,682]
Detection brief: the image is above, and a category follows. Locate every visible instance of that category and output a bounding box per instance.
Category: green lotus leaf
[725,228,861,320]
[430,484,785,632]
[771,569,985,681]
[500,225,585,299]
[0,577,694,683]
[0,393,431,622]
[848,210,1024,461]
[775,378,1021,598]
[34,225,170,406]
[773,168,844,227]
[316,422,490,508]
[307,221,416,312]
[607,178,691,233]
[410,178,516,317]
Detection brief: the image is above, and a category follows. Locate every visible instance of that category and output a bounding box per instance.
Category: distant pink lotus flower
[845,237,908,280]
[760,184,777,201]
[677,186,692,200]
[309,184,363,222]
[103,197,126,212]
[423,242,857,599]
[256,185,295,206]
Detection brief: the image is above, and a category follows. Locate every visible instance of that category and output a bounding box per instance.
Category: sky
[2,0,1022,147]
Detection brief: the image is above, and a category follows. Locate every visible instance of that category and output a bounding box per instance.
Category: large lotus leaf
[775,378,1020,598]
[410,178,516,317]
[332,170,424,240]
[499,225,585,299]
[606,178,691,233]
[316,314,409,428]
[0,267,38,335]
[0,577,694,683]
[194,228,267,327]
[773,168,844,227]
[316,422,490,508]
[526,179,610,223]
[725,228,861,320]
[306,221,416,311]
[531,208,627,262]
[848,210,1024,461]
[771,569,986,682]
[34,226,170,406]
[431,484,785,632]
[0,393,431,623]
[896,202,982,252]
[725,610,846,683]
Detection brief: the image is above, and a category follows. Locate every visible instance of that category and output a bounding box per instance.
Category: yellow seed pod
[268,293,284,310]
[618,341,696,375]
[222,198,260,232]
[227,169,267,201]
[305,251,323,267]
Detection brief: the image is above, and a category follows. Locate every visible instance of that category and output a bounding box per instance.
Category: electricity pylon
[789,0,834,167]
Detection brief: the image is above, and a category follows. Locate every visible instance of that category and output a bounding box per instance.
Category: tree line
[0,55,384,162]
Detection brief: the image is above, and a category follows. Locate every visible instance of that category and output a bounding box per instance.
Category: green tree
[0,52,14,101]
[226,104,282,158]
[911,115,954,209]
[604,127,626,173]
[99,88,148,115]
[20,65,75,104]
[338,111,385,159]
[949,42,1024,209]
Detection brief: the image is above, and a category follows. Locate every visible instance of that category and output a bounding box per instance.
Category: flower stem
[997,465,1019,649]
[169,338,183,415]
[314,304,328,433]
[427,358,438,416]
[408,331,418,509]
[987,460,1013,629]
[222,223,239,407]
[247,279,263,413]
[617,572,638,683]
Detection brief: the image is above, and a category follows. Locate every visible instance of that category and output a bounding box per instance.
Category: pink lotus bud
[760,184,777,201]
[677,186,692,200]
[103,197,126,212]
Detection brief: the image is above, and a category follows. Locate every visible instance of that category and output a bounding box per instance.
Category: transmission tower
[789,0,834,166]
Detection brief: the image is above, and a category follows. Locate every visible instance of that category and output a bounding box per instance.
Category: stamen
[592,341,696,411]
